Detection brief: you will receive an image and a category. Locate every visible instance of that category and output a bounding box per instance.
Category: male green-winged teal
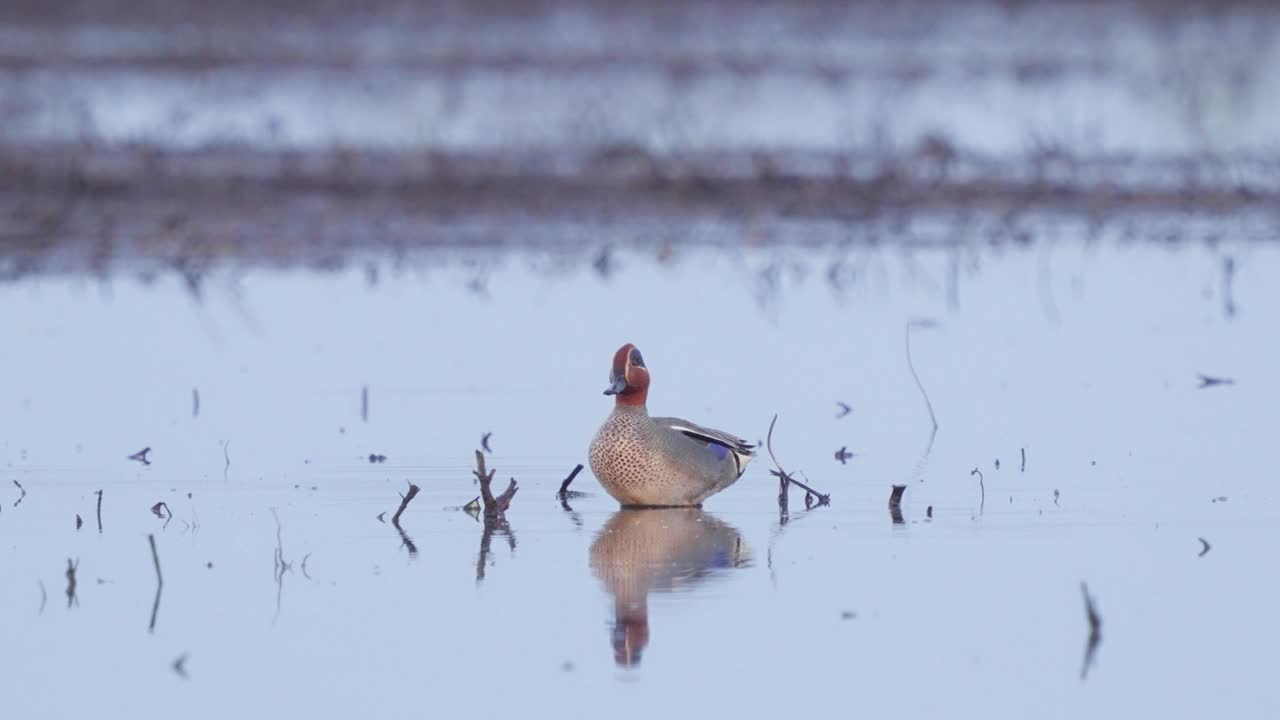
[588,343,754,507]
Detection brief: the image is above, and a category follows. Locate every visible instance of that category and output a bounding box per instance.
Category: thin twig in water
[766,415,830,509]
[148,534,163,632]
[392,483,421,526]
[971,467,985,514]
[13,480,26,508]
[95,489,103,533]
[905,320,940,432]
[390,483,421,557]
[1197,537,1211,558]
[1080,582,1102,681]
[557,464,585,499]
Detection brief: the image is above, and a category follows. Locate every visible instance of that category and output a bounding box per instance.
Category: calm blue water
[1,240,1277,718]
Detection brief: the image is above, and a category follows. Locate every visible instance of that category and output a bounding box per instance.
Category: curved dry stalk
[766,415,829,504]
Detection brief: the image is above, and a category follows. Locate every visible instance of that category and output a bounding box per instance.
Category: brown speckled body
[589,405,745,506]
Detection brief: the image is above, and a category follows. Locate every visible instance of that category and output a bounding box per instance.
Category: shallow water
[1,239,1278,718]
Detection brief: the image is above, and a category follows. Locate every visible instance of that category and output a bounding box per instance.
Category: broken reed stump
[473,450,517,518]
[557,464,585,499]
[888,484,907,525]
[391,482,421,527]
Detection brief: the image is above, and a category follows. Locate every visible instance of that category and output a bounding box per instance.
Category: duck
[588,343,754,507]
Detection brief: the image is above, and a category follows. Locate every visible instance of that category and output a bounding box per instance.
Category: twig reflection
[148,534,163,632]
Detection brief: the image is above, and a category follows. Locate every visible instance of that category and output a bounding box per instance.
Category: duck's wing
[652,416,756,476]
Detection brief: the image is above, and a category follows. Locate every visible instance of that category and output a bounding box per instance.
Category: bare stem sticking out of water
[474,450,517,518]
[888,484,907,525]
[766,415,830,514]
[905,320,940,433]
[470,451,518,582]
[392,483,421,527]
[148,534,163,632]
[971,467,985,515]
[1080,582,1102,681]
[557,464,585,499]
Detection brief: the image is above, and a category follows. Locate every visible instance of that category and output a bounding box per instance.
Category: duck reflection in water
[590,508,750,667]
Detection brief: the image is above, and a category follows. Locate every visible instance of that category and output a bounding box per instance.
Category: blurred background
[2,2,1278,718]
[3,0,1277,275]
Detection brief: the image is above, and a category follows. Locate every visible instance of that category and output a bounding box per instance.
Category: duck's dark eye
[629,348,645,367]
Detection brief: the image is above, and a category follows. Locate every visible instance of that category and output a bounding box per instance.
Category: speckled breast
[589,409,678,506]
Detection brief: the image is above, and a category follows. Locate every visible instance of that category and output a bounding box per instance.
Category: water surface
[1,239,1276,717]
